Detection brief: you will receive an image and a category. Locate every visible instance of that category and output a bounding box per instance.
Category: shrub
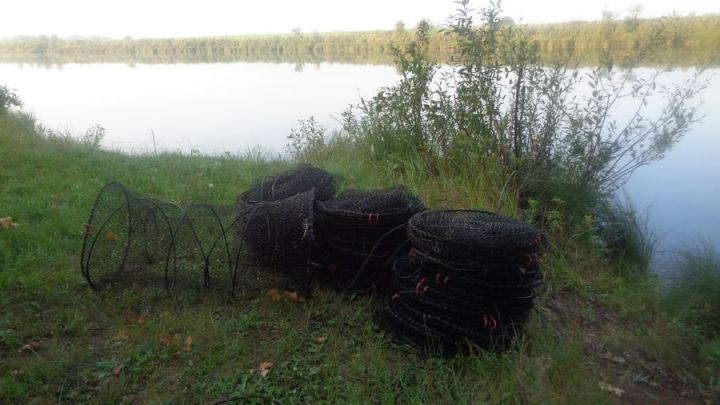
[0,85,23,114]
[338,0,705,200]
[286,116,327,159]
[79,124,106,147]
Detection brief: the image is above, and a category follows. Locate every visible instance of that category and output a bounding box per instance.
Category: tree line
[0,14,718,66]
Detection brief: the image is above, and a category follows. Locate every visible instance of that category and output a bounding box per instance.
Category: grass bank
[0,109,717,403]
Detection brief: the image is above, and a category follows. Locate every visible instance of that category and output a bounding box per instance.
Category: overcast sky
[2,0,718,39]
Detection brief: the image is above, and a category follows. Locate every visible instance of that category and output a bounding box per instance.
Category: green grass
[662,245,720,334]
[660,245,720,392]
[0,110,713,402]
[594,195,658,277]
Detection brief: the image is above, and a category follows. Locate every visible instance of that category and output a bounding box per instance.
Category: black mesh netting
[407,209,548,260]
[81,170,549,356]
[378,209,547,353]
[311,186,425,292]
[235,189,316,294]
[237,163,337,204]
[80,181,312,296]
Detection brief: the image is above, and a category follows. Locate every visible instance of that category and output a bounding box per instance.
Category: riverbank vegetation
[0,12,718,67]
[2,83,719,402]
[294,1,705,206]
[1,1,719,402]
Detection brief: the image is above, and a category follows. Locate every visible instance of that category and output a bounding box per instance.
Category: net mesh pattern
[237,163,337,204]
[80,172,550,356]
[379,209,547,353]
[312,186,425,292]
[235,189,316,294]
[80,182,310,296]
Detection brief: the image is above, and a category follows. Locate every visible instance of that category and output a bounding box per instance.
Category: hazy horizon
[2,0,719,40]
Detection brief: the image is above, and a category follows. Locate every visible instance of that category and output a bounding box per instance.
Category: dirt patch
[543,291,714,404]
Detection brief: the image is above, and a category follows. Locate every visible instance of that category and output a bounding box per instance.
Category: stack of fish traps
[380,210,547,353]
[80,164,549,355]
[312,187,425,292]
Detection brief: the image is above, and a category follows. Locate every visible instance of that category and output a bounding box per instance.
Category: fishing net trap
[378,209,547,353]
[235,188,317,295]
[237,163,337,204]
[81,181,232,293]
[312,186,425,292]
[80,165,549,356]
[81,184,315,297]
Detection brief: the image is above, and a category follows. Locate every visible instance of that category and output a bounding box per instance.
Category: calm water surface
[0,62,401,153]
[0,62,718,254]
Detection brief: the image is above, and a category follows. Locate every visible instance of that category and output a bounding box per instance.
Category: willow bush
[0,85,22,114]
[338,0,705,200]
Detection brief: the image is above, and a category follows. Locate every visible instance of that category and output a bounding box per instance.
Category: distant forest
[0,14,718,66]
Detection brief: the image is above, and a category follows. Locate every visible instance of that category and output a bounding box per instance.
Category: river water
[0,61,717,253]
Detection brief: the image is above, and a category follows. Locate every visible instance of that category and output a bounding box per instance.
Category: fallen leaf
[266,289,305,302]
[598,382,625,397]
[18,340,41,353]
[314,336,327,343]
[116,329,130,341]
[105,229,118,241]
[283,290,304,302]
[159,334,181,346]
[267,289,282,301]
[183,336,193,351]
[0,217,19,229]
[610,355,627,365]
[83,223,94,235]
[258,361,273,378]
[127,311,147,325]
[112,364,124,377]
